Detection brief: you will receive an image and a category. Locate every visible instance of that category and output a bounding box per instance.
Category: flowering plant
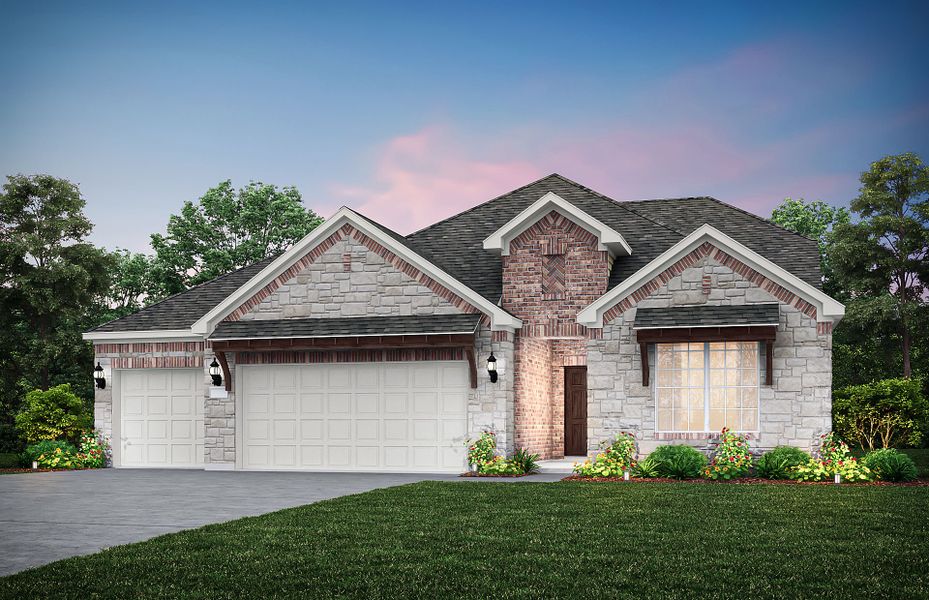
[479,455,522,475]
[35,446,81,469]
[466,431,497,467]
[791,432,872,482]
[573,431,638,478]
[75,430,110,468]
[704,428,753,480]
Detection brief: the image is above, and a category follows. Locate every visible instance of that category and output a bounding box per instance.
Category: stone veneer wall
[586,253,833,455]
[238,236,465,320]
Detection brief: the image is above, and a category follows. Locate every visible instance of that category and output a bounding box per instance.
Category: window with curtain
[655,341,759,432]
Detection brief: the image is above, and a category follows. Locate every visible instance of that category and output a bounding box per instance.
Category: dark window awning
[633,304,779,386]
[208,314,483,390]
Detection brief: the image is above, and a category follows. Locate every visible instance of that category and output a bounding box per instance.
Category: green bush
[478,455,521,475]
[466,431,497,467]
[791,432,872,482]
[704,429,752,480]
[510,448,540,475]
[631,455,660,478]
[833,378,928,449]
[573,432,638,478]
[649,445,707,479]
[14,384,92,444]
[756,446,812,479]
[0,452,21,468]
[861,448,919,482]
[23,440,77,464]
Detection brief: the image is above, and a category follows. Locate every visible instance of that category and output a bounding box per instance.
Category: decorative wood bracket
[215,350,232,392]
[464,347,478,389]
[640,342,650,386]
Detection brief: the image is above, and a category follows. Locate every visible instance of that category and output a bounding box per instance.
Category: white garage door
[119,369,205,467]
[241,362,468,472]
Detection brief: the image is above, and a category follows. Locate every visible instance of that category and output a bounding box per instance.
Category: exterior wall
[473,328,516,453]
[505,211,608,459]
[204,349,236,467]
[92,342,207,450]
[587,253,833,455]
[238,236,464,320]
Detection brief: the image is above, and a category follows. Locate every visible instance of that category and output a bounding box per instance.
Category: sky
[1,1,927,253]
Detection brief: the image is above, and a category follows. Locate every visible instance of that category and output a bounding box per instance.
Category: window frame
[653,341,761,434]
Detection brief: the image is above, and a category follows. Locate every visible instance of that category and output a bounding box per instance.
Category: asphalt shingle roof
[633,303,780,329]
[209,314,481,340]
[91,174,822,333]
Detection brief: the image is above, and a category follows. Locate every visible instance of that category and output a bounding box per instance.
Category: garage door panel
[242,362,468,472]
[120,369,204,468]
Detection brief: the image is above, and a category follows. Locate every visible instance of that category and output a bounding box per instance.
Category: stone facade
[587,251,833,455]
[238,236,464,320]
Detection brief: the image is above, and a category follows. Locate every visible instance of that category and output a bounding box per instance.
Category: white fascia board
[192,207,522,335]
[482,191,632,257]
[82,330,203,343]
[577,224,845,328]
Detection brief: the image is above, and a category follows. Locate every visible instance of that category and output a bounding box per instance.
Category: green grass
[2,482,928,599]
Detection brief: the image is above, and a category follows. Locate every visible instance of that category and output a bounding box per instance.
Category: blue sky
[1,1,927,252]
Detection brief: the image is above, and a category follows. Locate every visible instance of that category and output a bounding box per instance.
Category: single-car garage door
[119,369,205,467]
[240,362,468,472]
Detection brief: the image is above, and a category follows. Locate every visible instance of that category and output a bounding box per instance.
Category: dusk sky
[2,1,927,253]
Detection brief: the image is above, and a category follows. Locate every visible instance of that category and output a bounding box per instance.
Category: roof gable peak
[482,191,633,257]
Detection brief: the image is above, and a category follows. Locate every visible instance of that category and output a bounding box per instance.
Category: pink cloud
[330,126,542,233]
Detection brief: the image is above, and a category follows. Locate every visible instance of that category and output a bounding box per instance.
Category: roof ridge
[692,196,821,245]
[407,173,562,237]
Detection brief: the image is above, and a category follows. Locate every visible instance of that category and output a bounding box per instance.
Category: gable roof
[407,174,823,304]
[86,173,828,337]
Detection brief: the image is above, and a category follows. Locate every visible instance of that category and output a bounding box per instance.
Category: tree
[91,249,161,325]
[15,383,91,444]
[150,180,322,292]
[0,175,114,451]
[770,197,850,298]
[830,153,929,378]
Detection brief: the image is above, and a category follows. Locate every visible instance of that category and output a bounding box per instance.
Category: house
[83,174,843,471]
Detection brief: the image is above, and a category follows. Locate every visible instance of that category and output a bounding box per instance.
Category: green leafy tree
[91,249,161,325]
[0,175,114,450]
[15,383,92,444]
[830,153,929,378]
[770,197,849,298]
[150,180,322,293]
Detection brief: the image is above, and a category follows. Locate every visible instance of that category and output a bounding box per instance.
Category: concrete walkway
[0,468,563,576]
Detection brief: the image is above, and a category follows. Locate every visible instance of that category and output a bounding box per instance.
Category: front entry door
[564,366,588,455]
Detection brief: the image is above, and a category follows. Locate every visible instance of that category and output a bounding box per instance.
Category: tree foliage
[0,175,113,450]
[150,180,322,294]
[14,383,91,444]
[833,378,928,449]
[829,153,929,377]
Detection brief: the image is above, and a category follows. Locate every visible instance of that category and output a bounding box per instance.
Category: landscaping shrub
[32,444,83,469]
[14,384,91,444]
[0,452,20,468]
[510,448,540,475]
[478,455,522,475]
[791,432,872,482]
[631,455,660,478]
[833,378,928,449]
[704,428,752,480]
[649,445,707,479]
[756,446,811,479]
[466,431,497,467]
[23,440,77,464]
[573,432,637,478]
[861,448,919,482]
[75,430,110,468]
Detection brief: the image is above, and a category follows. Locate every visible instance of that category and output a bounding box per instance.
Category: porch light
[487,352,498,383]
[93,362,106,389]
[209,358,223,387]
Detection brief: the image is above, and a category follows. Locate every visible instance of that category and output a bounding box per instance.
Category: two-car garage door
[240,362,469,472]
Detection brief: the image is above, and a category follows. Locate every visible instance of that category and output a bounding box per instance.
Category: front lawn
[2,481,927,599]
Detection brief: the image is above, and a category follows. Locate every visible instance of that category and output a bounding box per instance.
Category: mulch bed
[0,467,96,474]
[459,472,529,478]
[562,475,929,486]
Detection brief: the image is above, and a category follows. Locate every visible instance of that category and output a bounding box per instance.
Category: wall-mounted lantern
[209,358,223,387]
[93,362,106,389]
[487,352,498,383]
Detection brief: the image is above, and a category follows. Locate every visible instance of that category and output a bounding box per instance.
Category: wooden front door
[564,366,588,455]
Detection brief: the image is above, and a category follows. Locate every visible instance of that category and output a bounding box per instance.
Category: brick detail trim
[224,224,485,322]
[520,321,592,338]
[236,347,465,365]
[602,242,819,323]
[94,342,204,354]
[491,330,513,342]
[510,211,599,251]
[817,322,833,335]
[656,431,757,441]
[112,356,203,369]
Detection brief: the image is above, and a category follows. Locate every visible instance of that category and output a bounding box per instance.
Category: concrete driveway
[0,468,461,576]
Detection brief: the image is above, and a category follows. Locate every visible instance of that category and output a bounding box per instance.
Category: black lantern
[487,352,498,383]
[93,362,106,389]
[209,358,223,387]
